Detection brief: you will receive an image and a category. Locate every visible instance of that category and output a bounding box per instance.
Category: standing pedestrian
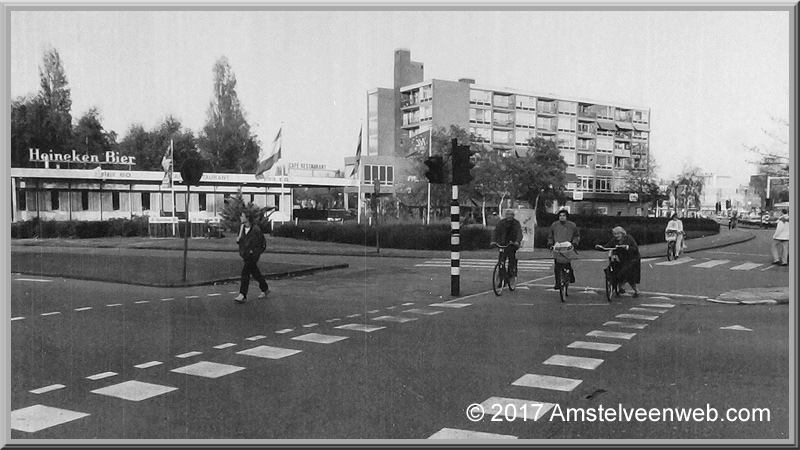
[547,209,580,290]
[728,210,738,230]
[771,209,789,266]
[235,212,269,303]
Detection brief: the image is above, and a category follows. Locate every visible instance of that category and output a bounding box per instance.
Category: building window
[537,99,557,114]
[81,191,89,211]
[420,85,432,102]
[420,105,432,122]
[595,154,612,169]
[111,192,120,210]
[515,111,536,128]
[470,108,491,124]
[633,110,649,124]
[492,130,512,145]
[363,164,394,184]
[493,111,513,127]
[578,176,595,191]
[632,130,648,141]
[515,128,534,146]
[142,193,151,210]
[18,190,27,211]
[470,126,491,143]
[614,157,629,169]
[51,190,60,210]
[577,122,596,134]
[596,137,614,153]
[615,109,632,122]
[596,177,612,192]
[536,116,556,132]
[596,105,613,120]
[577,138,595,151]
[199,194,207,211]
[470,90,491,105]
[558,100,577,115]
[557,116,576,133]
[614,142,631,152]
[516,95,536,110]
[493,94,512,109]
[557,135,576,150]
[577,153,591,167]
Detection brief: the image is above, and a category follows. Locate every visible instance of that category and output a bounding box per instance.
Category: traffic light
[424,155,445,184]
[452,143,475,185]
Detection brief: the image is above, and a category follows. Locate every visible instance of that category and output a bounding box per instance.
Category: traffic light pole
[450,184,460,296]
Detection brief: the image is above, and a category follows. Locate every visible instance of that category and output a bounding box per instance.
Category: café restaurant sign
[29,148,136,165]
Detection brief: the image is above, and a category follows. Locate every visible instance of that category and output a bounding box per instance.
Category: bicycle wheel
[667,241,675,261]
[492,263,504,296]
[507,269,516,291]
[559,268,569,302]
[604,268,613,301]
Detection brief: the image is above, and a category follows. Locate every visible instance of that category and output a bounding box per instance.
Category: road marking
[134,301,149,304]
[161,298,174,301]
[11,317,25,321]
[325,319,341,323]
[106,303,122,307]
[213,343,237,349]
[372,315,417,323]
[302,323,319,328]
[14,278,53,282]
[185,295,199,299]
[175,351,202,359]
[629,307,669,314]
[511,374,582,392]
[91,380,177,401]
[74,307,93,311]
[544,354,603,370]
[616,313,659,321]
[587,330,636,339]
[429,303,471,308]
[171,361,245,378]
[275,328,294,334]
[603,321,648,329]
[567,341,621,352]
[134,361,163,369]
[691,259,730,268]
[291,333,348,344]
[707,250,772,257]
[40,312,61,316]
[639,303,675,308]
[476,397,556,421]
[246,335,267,341]
[11,405,89,433]
[86,372,117,381]
[207,293,222,297]
[761,265,776,271]
[429,428,517,439]
[404,308,443,315]
[236,345,302,359]
[655,258,694,266]
[402,302,415,306]
[335,323,386,333]
[367,309,380,313]
[720,325,753,331]
[346,314,361,318]
[29,384,66,394]
[730,262,763,271]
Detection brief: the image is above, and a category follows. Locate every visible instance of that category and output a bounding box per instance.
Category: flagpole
[170,139,176,237]
[357,122,362,225]
[426,127,432,225]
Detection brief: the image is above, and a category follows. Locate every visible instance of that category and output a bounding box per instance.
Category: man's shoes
[234,294,247,303]
[632,292,639,298]
[781,263,789,266]
[508,276,516,289]
[552,285,559,290]
[258,290,269,299]
[618,288,626,294]
[772,261,781,265]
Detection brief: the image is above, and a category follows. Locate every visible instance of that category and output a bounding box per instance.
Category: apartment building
[346,48,652,216]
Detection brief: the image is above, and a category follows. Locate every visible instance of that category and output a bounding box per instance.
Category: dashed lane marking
[106,303,122,307]
[40,312,60,316]
[91,380,177,401]
[476,397,556,421]
[74,307,93,311]
[86,372,117,381]
[133,361,163,369]
[346,314,361,318]
[175,351,202,359]
[402,302,415,306]
[14,278,53,282]
[403,308,443,315]
[171,361,245,378]
[236,345,302,359]
[616,313,659,321]
[11,317,25,321]
[325,319,341,323]
[302,323,318,328]
[367,310,380,313]
[134,301,149,304]
[11,404,89,433]
[429,303,471,308]
[213,343,237,349]
[511,374,582,392]
[587,330,636,340]
[543,354,604,370]
[291,333,348,344]
[207,293,222,297]
[246,335,267,341]
[161,298,174,301]
[428,428,517,439]
[603,321,648,329]
[185,295,199,299]
[275,329,294,334]
[29,384,66,395]
[372,315,417,323]
[567,341,621,352]
[335,323,386,333]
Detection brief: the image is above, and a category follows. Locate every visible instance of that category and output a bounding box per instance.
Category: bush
[11,217,151,239]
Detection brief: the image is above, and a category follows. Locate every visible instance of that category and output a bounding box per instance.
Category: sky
[8,7,792,186]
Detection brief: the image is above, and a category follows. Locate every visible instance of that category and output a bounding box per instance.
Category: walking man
[235,212,269,303]
[771,209,789,266]
[547,209,580,290]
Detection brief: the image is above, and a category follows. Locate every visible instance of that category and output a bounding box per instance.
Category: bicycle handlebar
[491,242,518,249]
[595,244,629,251]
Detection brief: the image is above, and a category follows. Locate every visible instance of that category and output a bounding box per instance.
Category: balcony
[578,108,597,120]
[614,149,631,158]
[537,102,557,115]
[614,131,632,141]
[577,126,597,137]
[577,142,596,152]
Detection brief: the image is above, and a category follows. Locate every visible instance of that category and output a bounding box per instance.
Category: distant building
[346,48,653,216]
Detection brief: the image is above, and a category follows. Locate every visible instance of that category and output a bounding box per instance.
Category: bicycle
[552,242,577,302]
[665,230,679,261]
[595,244,630,302]
[491,243,517,296]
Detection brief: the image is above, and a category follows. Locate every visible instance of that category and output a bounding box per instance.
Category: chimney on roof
[458,78,475,84]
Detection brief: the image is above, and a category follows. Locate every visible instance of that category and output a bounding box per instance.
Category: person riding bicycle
[491,209,523,285]
[596,226,641,298]
[664,212,685,258]
[547,209,580,290]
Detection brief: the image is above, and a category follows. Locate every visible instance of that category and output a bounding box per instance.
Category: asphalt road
[9,230,791,441]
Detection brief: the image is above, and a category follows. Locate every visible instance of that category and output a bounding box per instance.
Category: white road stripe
[74,307,93,311]
[91,380,177,401]
[511,374,582,392]
[29,384,66,394]
[161,298,174,301]
[544,354,603,370]
[730,262,762,271]
[86,371,117,381]
[655,258,695,266]
[134,301,149,304]
[692,259,730,268]
[404,308,443,315]
[291,333,348,344]
[11,317,25,321]
[476,397,556,421]
[275,329,294,334]
[236,345,302,359]
[372,315,417,323]
[40,312,60,316]
[175,351,202,359]
[429,303,471,308]
[14,278,53,282]
[335,323,386,333]
[246,335,267,341]
[213,343,237,349]
[106,303,122,307]
[587,330,636,339]
[185,295,199,299]
[134,361,163,369]
[639,303,675,308]
[629,307,669,314]
[567,341,621,352]
[429,428,517,439]
[302,323,318,328]
[616,313,659,321]
[207,293,222,297]
[11,405,89,433]
[603,321,648,329]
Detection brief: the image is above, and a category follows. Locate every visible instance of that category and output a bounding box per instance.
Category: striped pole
[451,184,460,296]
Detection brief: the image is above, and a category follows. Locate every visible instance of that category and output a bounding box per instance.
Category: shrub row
[11,217,150,239]
[274,216,719,251]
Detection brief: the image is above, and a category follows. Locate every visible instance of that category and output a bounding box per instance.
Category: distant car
[327,209,357,223]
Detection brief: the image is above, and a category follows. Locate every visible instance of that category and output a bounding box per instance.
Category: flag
[255,127,282,179]
[350,126,362,177]
[161,140,173,186]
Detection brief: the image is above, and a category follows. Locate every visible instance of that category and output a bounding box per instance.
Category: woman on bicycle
[598,226,641,298]
[665,212,685,258]
[491,209,523,284]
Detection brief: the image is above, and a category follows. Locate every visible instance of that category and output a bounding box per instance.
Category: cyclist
[547,209,580,290]
[597,226,641,298]
[664,212,685,258]
[491,209,523,286]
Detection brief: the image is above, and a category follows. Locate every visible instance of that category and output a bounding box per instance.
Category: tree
[675,164,705,215]
[746,115,789,201]
[38,46,73,154]
[219,191,275,233]
[625,151,663,210]
[117,116,197,171]
[198,56,261,173]
[70,108,117,167]
[512,137,568,213]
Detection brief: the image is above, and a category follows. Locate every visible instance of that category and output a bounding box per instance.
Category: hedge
[11,216,150,239]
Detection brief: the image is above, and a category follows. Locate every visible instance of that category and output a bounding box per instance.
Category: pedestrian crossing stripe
[544,354,604,370]
[692,259,730,268]
[429,303,471,308]
[629,307,669,314]
[403,308,443,315]
[171,361,245,378]
[429,428,517,439]
[86,372,117,381]
[567,341,621,352]
[175,351,202,358]
[511,374,582,392]
[639,303,675,308]
[335,323,386,333]
[372,315,417,323]
[477,397,556,421]
[29,384,66,395]
[291,333,348,344]
[236,345,302,359]
[90,380,177,402]
[588,330,637,339]
[213,343,237,349]
[730,262,763,270]
[134,361,163,369]
[603,321,648,329]
[655,258,695,266]
[616,313,659,321]
[11,404,89,433]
